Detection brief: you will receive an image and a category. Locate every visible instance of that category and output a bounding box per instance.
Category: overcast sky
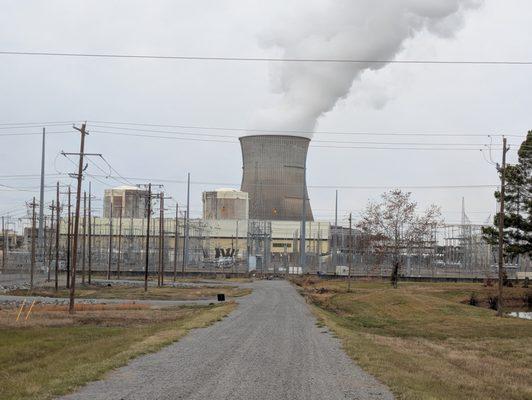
[1,0,531,226]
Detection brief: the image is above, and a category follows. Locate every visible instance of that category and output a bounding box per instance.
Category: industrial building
[240,135,314,221]
[202,188,249,220]
[103,186,148,218]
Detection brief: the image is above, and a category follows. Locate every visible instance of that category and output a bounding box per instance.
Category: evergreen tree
[482,131,532,257]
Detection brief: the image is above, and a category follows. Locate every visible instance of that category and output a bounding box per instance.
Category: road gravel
[59,280,394,400]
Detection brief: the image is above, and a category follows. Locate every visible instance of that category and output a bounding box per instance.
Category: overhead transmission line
[1,50,532,65]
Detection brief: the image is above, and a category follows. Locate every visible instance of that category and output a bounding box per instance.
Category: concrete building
[103,186,148,218]
[240,135,314,221]
[202,189,249,220]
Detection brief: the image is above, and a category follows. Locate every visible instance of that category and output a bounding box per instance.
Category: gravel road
[59,280,394,400]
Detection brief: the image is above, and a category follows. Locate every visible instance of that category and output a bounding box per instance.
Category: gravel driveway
[59,280,394,400]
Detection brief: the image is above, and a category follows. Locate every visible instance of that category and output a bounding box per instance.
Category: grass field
[295,278,532,400]
[0,302,235,400]
[8,284,251,301]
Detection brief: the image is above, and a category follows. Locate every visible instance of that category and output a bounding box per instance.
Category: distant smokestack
[240,135,313,221]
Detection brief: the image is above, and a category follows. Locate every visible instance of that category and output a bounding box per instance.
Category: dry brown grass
[296,278,532,400]
[8,284,252,301]
[0,302,236,400]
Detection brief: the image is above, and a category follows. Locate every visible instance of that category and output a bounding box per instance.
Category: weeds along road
[59,280,394,400]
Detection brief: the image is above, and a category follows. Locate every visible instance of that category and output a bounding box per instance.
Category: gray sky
[1,0,531,226]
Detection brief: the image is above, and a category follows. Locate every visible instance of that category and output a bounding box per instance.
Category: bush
[468,293,478,306]
[488,296,498,310]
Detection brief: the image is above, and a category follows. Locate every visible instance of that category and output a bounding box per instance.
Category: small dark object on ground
[523,277,529,288]
[107,283,112,287]
[315,287,329,294]
[468,293,478,306]
[484,278,493,287]
[524,293,532,307]
[488,296,498,310]
[217,293,225,302]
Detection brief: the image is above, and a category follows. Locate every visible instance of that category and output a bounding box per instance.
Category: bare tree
[357,190,441,288]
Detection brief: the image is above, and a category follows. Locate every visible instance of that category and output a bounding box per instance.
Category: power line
[0,119,525,138]
[1,50,532,65]
[90,120,524,138]
[84,173,499,190]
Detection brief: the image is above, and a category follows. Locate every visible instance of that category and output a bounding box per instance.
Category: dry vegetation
[8,284,251,301]
[0,302,236,400]
[294,277,532,400]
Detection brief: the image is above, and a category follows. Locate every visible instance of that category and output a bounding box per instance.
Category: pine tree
[482,131,532,257]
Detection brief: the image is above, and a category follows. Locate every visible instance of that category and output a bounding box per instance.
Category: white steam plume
[249,0,482,137]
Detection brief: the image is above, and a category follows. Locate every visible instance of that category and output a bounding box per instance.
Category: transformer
[239,135,314,221]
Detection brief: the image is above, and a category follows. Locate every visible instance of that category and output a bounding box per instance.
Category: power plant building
[239,135,314,221]
[203,189,249,220]
[103,185,148,218]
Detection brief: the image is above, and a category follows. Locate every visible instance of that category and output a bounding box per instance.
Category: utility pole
[183,173,190,269]
[55,182,60,291]
[29,197,37,289]
[47,201,55,282]
[38,127,46,263]
[158,193,164,287]
[81,191,86,284]
[68,122,88,314]
[88,182,92,285]
[66,186,71,288]
[2,216,5,272]
[144,183,152,292]
[300,167,307,272]
[334,190,338,269]
[117,205,123,280]
[173,203,179,282]
[108,202,113,281]
[497,136,509,317]
[347,213,353,293]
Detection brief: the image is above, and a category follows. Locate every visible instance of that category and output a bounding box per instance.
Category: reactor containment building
[239,135,314,221]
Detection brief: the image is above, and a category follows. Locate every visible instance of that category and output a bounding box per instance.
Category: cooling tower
[240,135,314,221]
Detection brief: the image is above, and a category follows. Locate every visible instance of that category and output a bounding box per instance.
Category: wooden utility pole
[173,203,179,282]
[82,191,86,284]
[347,213,353,293]
[2,216,5,272]
[88,182,92,285]
[30,197,37,289]
[117,205,123,280]
[66,186,71,288]
[497,137,509,317]
[68,122,88,314]
[108,202,113,281]
[47,201,55,282]
[144,184,152,292]
[55,182,60,291]
[158,193,165,287]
